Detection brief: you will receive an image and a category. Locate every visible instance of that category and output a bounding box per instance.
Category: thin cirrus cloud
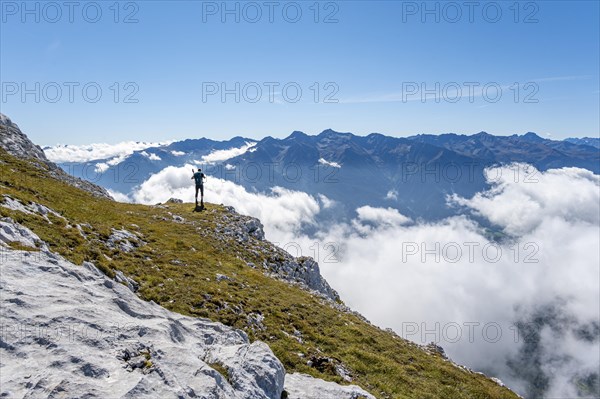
[339,75,593,104]
[45,39,61,54]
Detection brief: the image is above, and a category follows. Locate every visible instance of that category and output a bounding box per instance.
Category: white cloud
[44,141,171,163]
[301,165,599,399]
[449,164,600,236]
[171,150,186,156]
[96,153,135,171]
[201,142,257,164]
[106,189,131,203]
[254,165,598,398]
[225,164,236,170]
[95,163,110,173]
[385,189,398,201]
[141,151,162,161]
[129,164,320,237]
[318,194,335,209]
[122,163,599,398]
[318,158,341,168]
[354,205,411,227]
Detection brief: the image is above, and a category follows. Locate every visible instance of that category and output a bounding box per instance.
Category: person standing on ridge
[191,168,206,207]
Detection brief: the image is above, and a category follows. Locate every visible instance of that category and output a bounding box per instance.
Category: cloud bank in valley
[114,163,599,399]
[305,165,599,399]
[44,141,170,163]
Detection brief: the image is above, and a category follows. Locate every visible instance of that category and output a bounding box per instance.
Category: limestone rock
[0,218,375,399]
[0,227,285,398]
[284,373,376,399]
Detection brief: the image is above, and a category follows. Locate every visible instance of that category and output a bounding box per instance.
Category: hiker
[191,168,206,206]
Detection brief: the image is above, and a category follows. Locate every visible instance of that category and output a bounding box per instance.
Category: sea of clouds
[44,141,172,164]
[109,162,599,398]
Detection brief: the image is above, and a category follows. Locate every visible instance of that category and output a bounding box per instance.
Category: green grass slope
[0,149,520,399]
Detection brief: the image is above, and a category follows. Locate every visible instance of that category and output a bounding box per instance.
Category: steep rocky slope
[0,116,520,398]
[0,218,372,399]
[0,113,111,199]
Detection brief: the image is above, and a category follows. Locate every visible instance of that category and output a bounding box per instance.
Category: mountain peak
[471,131,496,141]
[318,129,354,138]
[0,113,48,162]
[0,112,16,128]
[0,114,112,199]
[521,132,545,142]
[287,130,309,140]
[366,132,387,141]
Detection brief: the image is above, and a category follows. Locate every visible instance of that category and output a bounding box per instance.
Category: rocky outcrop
[0,217,373,398]
[0,114,47,161]
[0,113,112,200]
[215,206,267,242]
[268,256,337,300]
[1,194,66,224]
[284,373,376,399]
[204,205,339,301]
[0,217,47,249]
[107,228,146,253]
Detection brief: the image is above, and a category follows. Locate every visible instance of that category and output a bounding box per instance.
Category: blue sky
[1,0,599,145]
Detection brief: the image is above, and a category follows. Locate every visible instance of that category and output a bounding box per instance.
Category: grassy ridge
[0,150,519,399]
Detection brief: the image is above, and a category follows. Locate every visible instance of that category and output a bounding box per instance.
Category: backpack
[194,172,204,185]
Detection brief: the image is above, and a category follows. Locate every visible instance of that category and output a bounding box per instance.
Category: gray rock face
[0,219,285,399]
[273,257,336,300]
[107,228,146,253]
[244,219,265,240]
[0,114,47,161]
[0,218,375,398]
[215,206,267,243]
[284,373,376,399]
[423,342,447,359]
[0,217,46,249]
[0,113,112,200]
[1,194,66,224]
[114,269,140,292]
[208,206,339,301]
[204,342,285,399]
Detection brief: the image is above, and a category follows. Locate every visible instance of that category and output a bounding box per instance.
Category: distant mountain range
[48,130,600,220]
[564,137,600,148]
